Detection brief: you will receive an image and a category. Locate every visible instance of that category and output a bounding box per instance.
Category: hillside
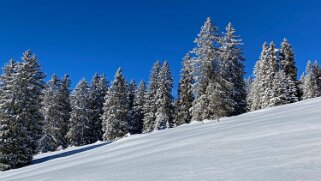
[1,98,321,181]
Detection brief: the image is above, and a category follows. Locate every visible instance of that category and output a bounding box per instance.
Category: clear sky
[0,0,320,93]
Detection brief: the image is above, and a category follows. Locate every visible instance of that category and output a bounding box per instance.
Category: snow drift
[1,97,321,181]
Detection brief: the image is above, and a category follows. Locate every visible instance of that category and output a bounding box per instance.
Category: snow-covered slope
[1,98,321,181]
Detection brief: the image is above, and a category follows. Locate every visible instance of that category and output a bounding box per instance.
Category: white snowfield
[1,98,321,181]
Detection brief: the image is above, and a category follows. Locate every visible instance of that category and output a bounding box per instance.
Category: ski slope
[1,98,321,181]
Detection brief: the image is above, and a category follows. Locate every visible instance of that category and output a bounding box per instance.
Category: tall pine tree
[58,75,72,146]
[220,22,246,115]
[176,53,194,125]
[88,74,108,143]
[302,60,320,99]
[101,68,129,140]
[129,80,146,134]
[38,75,68,152]
[190,17,220,121]
[154,61,174,130]
[279,38,299,102]
[19,51,46,152]
[143,61,161,133]
[248,42,269,111]
[67,79,91,146]
[0,60,33,170]
[191,17,219,97]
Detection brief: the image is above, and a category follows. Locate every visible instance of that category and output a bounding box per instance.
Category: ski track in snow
[1,98,321,180]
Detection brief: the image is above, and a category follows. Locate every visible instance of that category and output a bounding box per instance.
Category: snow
[1,97,321,180]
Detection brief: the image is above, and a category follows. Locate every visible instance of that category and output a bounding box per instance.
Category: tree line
[0,17,320,171]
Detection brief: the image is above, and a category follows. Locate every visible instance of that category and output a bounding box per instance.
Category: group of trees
[247,39,321,111]
[247,40,299,110]
[301,60,321,99]
[1,17,320,171]
[186,18,246,122]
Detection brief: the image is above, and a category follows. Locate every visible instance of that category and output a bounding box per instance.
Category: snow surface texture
[1,98,321,181]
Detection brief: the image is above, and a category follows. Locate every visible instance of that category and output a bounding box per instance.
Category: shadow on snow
[32,141,111,165]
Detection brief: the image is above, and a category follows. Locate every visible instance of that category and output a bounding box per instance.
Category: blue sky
[0,0,320,93]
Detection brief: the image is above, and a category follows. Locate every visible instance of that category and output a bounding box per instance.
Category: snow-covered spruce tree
[255,42,279,109]
[143,61,161,133]
[220,22,247,115]
[58,75,72,146]
[127,80,137,133]
[0,60,33,170]
[190,17,220,121]
[38,74,71,152]
[88,74,108,143]
[101,68,129,141]
[137,80,147,127]
[264,42,279,108]
[248,42,268,111]
[154,61,174,130]
[302,60,320,99]
[38,74,66,152]
[279,38,299,102]
[19,51,46,152]
[128,80,146,134]
[313,60,321,90]
[128,80,144,134]
[280,38,297,81]
[191,17,219,97]
[67,79,91,146]
[176,53,194,125]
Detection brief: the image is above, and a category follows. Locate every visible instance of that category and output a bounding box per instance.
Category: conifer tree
[101,68,129,140]
[154,61,174,130]
[191,17,219,97]
[279,38,297,81]
[313,60,321,90]
[303,60,320,99]
[38,75,67,152]
[128,80,137,111]
[67,79,91,146]
[190,17,220,121]
[176,53,194,125]
[143,61,161,133]
[88,74,108,143]
[128,80,146,134]
[279,38,299,102]
[19,50,46,152]
[0,60,33,170]
[58,75,72,145]
[220,22,247,115]
[262,42,279,108]
[127,80,138,133]
[248,42,268,111]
